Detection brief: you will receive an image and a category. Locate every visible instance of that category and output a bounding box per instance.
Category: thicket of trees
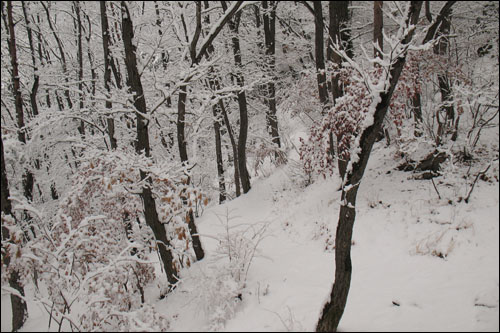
[1,1,498,331]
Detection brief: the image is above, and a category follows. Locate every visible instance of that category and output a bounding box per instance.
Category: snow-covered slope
[158,143,499,332]
[2,143,498,332]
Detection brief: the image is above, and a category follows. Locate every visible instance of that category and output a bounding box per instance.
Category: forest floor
[160,142,500,332]
[2,142,499,332]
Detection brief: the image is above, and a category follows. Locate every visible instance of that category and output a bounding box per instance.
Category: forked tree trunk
[316,3,423,331]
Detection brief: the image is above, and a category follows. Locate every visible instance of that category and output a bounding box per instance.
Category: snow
[2,141,499,332]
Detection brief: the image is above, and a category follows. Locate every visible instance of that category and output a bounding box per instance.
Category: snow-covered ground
[2,143,499,332]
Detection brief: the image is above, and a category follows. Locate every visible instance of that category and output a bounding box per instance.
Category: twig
[465,164,491,203]
[431,178,441,200]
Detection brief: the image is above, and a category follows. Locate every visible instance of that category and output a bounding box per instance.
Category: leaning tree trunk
[121,1,178,287]
[316,3,423,331]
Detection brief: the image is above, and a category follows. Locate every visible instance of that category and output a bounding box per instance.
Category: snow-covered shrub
[5,148,208,330]
[196,269,242,331]
[192,209,268,331]
[213,210,268,284]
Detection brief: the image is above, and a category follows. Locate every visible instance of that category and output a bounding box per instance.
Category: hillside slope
[159,143,500,332]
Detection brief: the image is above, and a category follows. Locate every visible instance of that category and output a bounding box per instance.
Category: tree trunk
[262,1,281,151]
[313,1,329,107]
[1,133,27,332]
[7,1,34,204]
[155,1,172,107]
[220,99,242,197]
[204,1,241,197]
[177,85,189,164]
[316,3,423,331]
[328,1,352,179]
[121,1,178,287]
[74,1,85,137]
[176,84,207,261]
[373,1,383,60]
[222,3,251,193]
[213,102,226,203]
[203,1,226,203]
[21,2,39,118]
[434,9,454,146]
[100,1,117,149]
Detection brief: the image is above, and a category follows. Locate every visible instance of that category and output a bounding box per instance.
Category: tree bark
[212,101,226,204]
[373,1,383,60]
[313,1,329,107]
[177,85,189,164]
[327,1,352,179]
[262,1,281,151]
[222,1,251,193]
[121,1,178,287]
[21,2,39,118]
[202,2,226,203]
[8,1,34,203]
[219,98,242,197]
[316,3,423,331]
[434,9,454,146]
[74,1,85,137]
[100,1,117,150]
